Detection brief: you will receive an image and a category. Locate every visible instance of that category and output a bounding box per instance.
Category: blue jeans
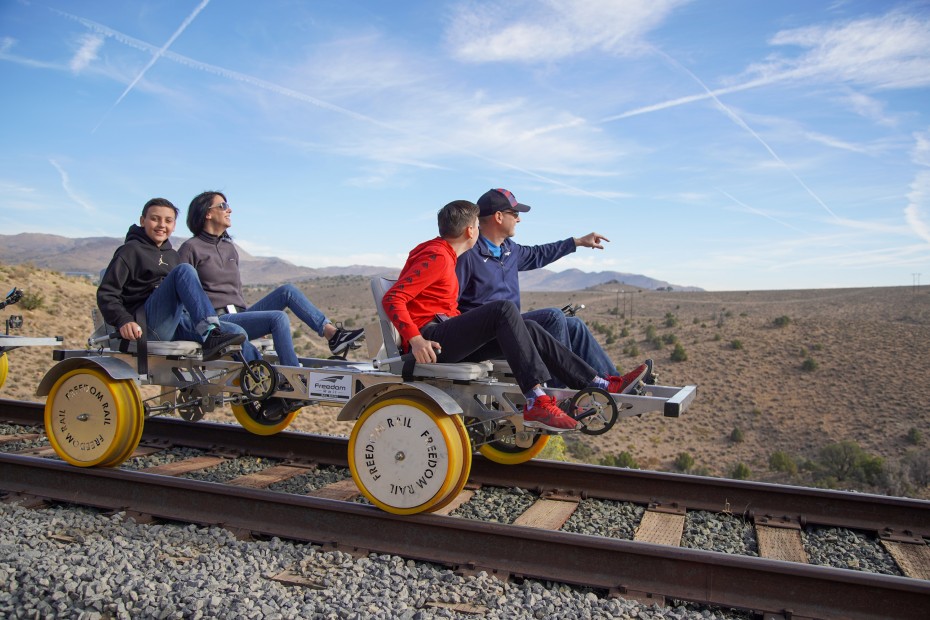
[220,310,298,367]
[248,284,330,337]
[522,308,618,386]
[143,264,219,342]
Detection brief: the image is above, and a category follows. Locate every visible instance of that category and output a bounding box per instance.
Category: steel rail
[1,452,928,619]
[4,398,929,538]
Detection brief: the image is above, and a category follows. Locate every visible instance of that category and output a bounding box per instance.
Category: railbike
[0,288,61,392]
[36,278,696,515]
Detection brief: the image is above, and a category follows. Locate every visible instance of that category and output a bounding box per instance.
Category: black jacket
[97,225,179,329]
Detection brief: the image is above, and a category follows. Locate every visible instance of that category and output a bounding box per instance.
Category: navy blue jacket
[455,236,576,312]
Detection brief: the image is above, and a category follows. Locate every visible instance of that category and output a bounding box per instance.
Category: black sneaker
[328,325,365,355]
[202,328,246,361]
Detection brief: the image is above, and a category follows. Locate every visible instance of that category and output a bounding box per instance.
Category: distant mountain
[518,268,701,292]
[0,233,700,291]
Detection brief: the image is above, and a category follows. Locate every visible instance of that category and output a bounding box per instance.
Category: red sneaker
[523,395,578,431]
[606,363,649,394]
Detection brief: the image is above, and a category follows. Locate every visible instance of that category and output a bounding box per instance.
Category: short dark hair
[142,197,178,218]
[438,200,479,238]
[187,191,226,235]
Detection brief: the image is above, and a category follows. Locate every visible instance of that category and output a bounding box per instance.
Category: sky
[1,0,929,292]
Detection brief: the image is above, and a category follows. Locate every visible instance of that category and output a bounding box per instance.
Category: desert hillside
[1,261,928,498]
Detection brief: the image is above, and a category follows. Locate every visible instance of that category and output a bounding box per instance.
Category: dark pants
[420,300,596,393]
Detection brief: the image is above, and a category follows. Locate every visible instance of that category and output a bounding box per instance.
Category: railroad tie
[430,489,476,516]
[228,464,312,489]
[0,434,40,444]
[512,494,580,530]
[306,478,361,501]
[126,446,163,459]
[881,539,930,580]
[140,455,226,476]
[634,507,686,547]
[754,519,809,564]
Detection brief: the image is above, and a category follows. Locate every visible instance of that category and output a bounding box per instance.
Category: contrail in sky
[651,50,842,221]
[49,159,95,213]
[719,190,811,235]
[87,0,211,133]
[56,8,617,204]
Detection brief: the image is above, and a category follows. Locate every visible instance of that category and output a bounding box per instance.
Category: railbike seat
[370,278,491,381]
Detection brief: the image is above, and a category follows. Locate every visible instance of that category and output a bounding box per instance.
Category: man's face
[140,206,176,246]
[498,208,521,238]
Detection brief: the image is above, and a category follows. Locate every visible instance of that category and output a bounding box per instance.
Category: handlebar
[0,288,23,311]
[561,303,585,317]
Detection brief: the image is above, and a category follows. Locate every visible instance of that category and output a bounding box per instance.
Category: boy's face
[139,205,176,246]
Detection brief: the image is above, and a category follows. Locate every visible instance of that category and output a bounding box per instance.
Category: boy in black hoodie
[97,197,245,360]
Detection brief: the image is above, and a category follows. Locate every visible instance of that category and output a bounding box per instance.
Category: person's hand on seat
[408,335,441,363]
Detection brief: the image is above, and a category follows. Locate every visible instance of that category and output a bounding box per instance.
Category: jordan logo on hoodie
[158,255,167,267]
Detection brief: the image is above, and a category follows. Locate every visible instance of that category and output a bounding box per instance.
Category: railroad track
[1,398,929,618]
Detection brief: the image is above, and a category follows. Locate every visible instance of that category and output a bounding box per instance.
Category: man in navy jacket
[455,188,621,383]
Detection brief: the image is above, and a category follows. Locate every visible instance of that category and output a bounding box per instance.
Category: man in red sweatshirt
[383,200,646,432]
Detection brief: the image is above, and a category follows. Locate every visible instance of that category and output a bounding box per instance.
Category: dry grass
[3,262,928,496]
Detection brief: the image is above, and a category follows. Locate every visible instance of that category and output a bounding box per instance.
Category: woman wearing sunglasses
[178,191,364,368]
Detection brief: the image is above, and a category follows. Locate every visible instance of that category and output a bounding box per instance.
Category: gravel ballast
[0,502,753,619]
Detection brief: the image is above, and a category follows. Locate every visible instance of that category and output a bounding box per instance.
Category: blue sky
[1,0,929,291]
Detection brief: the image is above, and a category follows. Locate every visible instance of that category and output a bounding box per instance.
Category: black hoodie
[97,224,179,329]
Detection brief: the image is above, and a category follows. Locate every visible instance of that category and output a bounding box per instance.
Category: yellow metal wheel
[0,353,8,391]
[231,400,301,435]
[100,380,145,467]
[478,423,550,465]
[349,396,467,515]
[424,413,472,514]
[44,368,141,467]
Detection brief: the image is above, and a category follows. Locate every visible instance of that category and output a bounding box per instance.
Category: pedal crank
[567,387,618,436]
[239,359,277,401]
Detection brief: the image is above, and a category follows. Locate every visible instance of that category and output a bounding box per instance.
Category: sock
[203,324,217,338]
[524,386,546,409]
[591,376,609,390]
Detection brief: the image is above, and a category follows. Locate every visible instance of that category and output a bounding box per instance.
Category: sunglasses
[210,202,231,212]
[501,209,520,218]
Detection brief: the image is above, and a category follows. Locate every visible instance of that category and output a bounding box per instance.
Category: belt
[215,305,244,316]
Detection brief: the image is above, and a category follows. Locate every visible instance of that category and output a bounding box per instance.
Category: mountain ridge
[0,232,702,291]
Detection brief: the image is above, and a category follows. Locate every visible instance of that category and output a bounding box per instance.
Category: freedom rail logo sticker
[308,372,352,401]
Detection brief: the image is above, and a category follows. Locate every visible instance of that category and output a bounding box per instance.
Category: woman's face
[204,193,232,232]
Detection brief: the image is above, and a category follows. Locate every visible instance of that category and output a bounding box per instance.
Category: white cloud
[49,159,95,213]
[447,0,689,63]
[69,33,103,73]
[905,130,930,243]
[750,10,930,90]
[841,90,897,127]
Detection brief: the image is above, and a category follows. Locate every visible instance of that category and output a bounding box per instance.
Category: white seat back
[370,277,489,381]
[371,277,403,359]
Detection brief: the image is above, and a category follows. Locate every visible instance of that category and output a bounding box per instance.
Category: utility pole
[914,273,922,294]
